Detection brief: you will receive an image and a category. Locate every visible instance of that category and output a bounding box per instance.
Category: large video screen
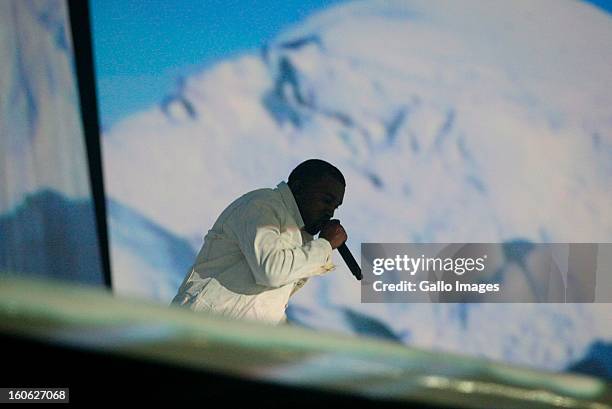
[91,0,612,379]
[0,0,104,286]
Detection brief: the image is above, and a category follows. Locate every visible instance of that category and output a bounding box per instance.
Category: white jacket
[172,182,335,324]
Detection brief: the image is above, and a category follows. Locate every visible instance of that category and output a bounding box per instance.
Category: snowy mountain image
[101,0,612,377]
[0,0,103,285]
[0,0,92,214]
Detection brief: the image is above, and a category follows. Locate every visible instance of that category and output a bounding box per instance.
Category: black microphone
[338,242,362,280]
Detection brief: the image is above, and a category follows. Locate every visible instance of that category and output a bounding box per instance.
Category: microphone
[338,242,362,281]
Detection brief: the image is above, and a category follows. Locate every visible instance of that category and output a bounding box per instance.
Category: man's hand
[319,219,347,249]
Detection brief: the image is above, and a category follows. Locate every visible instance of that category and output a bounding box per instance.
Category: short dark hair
[288,159,345,188]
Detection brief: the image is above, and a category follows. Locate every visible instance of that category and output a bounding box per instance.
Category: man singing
[172,159,347,325]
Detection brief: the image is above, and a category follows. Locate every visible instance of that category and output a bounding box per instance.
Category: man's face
[292,175,345,235]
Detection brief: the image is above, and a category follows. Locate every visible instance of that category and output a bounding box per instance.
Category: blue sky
[91,0,612,131]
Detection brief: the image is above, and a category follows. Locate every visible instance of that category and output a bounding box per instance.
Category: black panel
[66,0,111,289]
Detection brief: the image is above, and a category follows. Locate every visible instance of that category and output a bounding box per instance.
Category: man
[172,159,347,325]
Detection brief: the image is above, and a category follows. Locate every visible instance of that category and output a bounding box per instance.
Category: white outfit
[172,182,335,324]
